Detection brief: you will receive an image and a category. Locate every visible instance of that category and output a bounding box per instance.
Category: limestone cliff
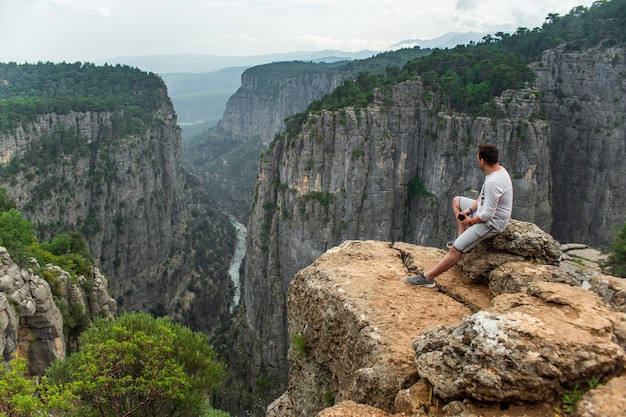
[219,64,347,142]
[534,45,626,247]
[0,247,116,375]
[183,63,354,220]
[0,82,235,339]
[183,50,431,218]
[267,223,626,417]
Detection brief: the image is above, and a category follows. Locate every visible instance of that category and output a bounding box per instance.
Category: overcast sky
[0,0,596,63]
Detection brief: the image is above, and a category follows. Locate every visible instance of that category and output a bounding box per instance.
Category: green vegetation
[45,312,226,417]
[0,188,96,339]
[0,355,74,417]
[559,377,603,414]
[302,191,333,208]
[0,61,166,132]
[283,0,626,136]
[0,314,228,417]
[290,333,307,359]
[0,188,93,277]
[407,174,431,200]
[606,222,626,277]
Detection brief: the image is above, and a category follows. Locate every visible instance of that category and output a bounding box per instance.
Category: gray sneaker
[405,273,436,288]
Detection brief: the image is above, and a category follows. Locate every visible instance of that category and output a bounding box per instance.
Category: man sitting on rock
[406,143,513,288]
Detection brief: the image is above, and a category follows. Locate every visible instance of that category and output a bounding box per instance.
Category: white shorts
[453,197,499,253]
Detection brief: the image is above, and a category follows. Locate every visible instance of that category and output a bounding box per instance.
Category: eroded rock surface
[414,282,626,402]
[0,247,116,374]
[270,222,626,417]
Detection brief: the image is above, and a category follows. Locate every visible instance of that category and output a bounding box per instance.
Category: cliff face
[534,45,626,247]
[238,79,552,405]
[0,101,184,287]
[219,68,346,142]
[183,66,352,220]
[183,53,434,220]
[0,91,235,338]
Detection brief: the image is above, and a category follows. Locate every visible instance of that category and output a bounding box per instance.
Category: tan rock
[489,220,562,264]
[285,240,476,415]
[1,247,116,375]
[574,376,626,417]
[459,219,563,283]
[266,392,294,417]
[316,401,394,417]
[489,261,580,296]
[394,382,432,416]
[414,281,626,402]
[587,274,626,313]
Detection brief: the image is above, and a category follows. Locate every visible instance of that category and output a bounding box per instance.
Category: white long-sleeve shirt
[476,166,513,233]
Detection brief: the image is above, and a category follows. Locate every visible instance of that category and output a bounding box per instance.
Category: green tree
[46,312,227,417]
[606,222,626,277]
[0,208,36,264]
[0,187,16,212]
[0,355,74,417]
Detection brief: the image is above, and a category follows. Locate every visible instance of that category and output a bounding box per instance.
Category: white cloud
[0,0,601,63]
[96,5,111,17]
[455,0,480,11]
[46,0,68,8]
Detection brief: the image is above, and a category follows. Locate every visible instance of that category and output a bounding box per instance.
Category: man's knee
[452,196,461,210]
[449,245,463,258]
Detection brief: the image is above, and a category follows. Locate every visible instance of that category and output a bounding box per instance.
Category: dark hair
[478,143,499,165]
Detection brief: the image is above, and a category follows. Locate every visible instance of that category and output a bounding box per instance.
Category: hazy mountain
[393,31,489,49]
[96,32,489,75]
[160,67,246,134]
[94,50,378,74]
[96,32,486,136]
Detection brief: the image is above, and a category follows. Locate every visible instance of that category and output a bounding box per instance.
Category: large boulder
[459,219,562,283]
[413,281,626,402]
[283,240,473,415]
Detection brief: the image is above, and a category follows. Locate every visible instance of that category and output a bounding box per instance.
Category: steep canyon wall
[534,45,626,247]
[232,44,626,412]
[0,93,234,338]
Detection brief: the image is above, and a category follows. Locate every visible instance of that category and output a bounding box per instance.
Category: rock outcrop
[183,50,431,219]
[269,222,626,417]
[0,247,116,375]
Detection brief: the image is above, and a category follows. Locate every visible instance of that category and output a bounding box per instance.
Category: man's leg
[406,222,495,287]
[453,196,475,236]
[405,246,463,287]
[424,246,463,280]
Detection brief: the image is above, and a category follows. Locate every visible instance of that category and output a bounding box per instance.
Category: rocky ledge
[0,247,117,374]
[267,220,626,417]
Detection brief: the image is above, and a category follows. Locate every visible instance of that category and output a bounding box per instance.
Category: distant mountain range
[95,31,488,138]
[393,31,488,49]
[94,50,379,74]
[95,32,488,75]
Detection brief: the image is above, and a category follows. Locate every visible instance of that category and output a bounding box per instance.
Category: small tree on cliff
[0,355,74,416]
[45,312,226,417]
[606,222,626,277]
